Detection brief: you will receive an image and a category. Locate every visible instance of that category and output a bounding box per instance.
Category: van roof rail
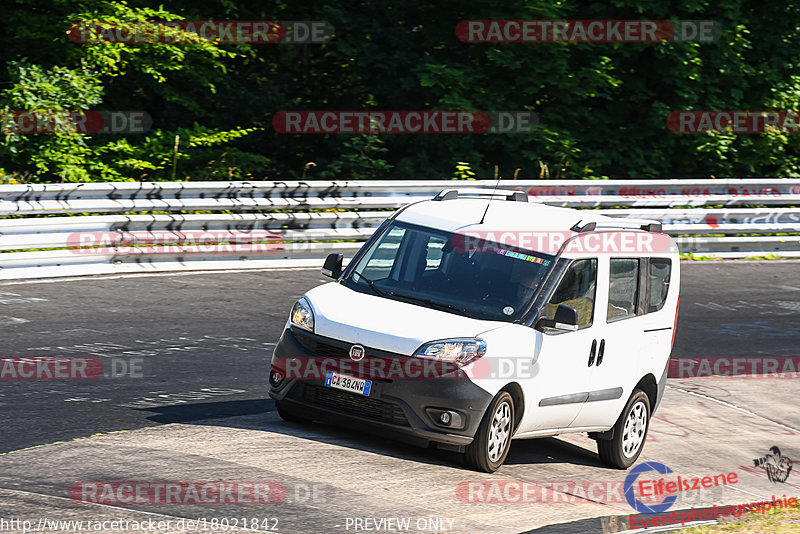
[593,220,663,233]
[570,221,597,232]
[433,189,528,202]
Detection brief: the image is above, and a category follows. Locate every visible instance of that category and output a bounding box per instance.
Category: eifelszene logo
[624,462,678,514]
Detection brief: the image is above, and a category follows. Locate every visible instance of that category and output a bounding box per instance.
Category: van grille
[299,384,410,427]
[295,334,347,358]
[291,328,407,361]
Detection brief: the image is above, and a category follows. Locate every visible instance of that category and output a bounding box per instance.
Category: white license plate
[325,371,372,396]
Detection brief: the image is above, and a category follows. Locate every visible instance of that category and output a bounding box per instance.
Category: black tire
[465,391,515,473]
[275,400,312,423]
[597,389,650,469]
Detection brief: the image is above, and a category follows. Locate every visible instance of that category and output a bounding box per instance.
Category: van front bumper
[268,327,494,447]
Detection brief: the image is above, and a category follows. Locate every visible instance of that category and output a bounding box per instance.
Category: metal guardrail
[1,179,799,280]
[1,179,800,215]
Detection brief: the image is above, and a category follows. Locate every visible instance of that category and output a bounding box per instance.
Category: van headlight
[290,298,315,331]
[414,338,486,366]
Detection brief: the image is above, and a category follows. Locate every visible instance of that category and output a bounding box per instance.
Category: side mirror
[321,253,343,279]
[536,304,579,332]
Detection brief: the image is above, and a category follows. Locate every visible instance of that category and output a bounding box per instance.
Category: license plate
[325,371,372,396]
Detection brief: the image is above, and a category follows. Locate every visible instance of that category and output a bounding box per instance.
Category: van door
[571,257,646,429]
[639,258,678,371]
[638,257,679,412]
[521,258,602,432]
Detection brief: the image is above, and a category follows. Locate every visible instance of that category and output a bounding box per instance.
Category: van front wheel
[597,389,650,469]
[465,391,514,473]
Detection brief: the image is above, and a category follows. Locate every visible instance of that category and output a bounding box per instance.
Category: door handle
[596,339,605,366]
[588,339,597,366]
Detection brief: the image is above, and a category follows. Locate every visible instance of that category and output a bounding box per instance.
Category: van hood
[303,282,507,355]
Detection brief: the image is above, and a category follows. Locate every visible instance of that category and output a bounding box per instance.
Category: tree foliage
[1,0,800,183]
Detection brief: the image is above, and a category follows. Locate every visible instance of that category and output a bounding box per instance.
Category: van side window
[425,235,447,270]
[546,259,597,327]
[648,259,672,312]
[360,227,407,280]
[607,258,639,322]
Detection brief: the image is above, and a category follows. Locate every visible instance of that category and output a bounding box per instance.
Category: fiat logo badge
[349,344,366,362]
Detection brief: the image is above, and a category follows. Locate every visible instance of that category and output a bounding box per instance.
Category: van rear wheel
[465,391,514,473]
[597,389,650,469]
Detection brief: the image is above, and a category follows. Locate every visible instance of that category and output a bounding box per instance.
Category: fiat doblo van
[269,189,680,472]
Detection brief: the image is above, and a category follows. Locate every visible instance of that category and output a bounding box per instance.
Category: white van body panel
[307,282,508,357]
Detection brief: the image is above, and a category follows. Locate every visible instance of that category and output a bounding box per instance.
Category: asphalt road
[1,262,799,533]
[1,261,798,454]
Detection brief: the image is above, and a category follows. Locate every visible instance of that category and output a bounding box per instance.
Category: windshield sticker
[496,249,551,266]
[503,306,515,316]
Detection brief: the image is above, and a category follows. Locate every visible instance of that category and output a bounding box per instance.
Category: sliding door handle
[597,339,606,366]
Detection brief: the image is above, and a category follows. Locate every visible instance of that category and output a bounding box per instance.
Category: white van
[269,189,680,472]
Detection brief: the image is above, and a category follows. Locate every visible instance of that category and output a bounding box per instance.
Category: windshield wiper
[388,291,474,318]
[353,274,473,318]
[353,272,387,296]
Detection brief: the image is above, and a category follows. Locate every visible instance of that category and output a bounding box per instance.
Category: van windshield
[343,222,556,322]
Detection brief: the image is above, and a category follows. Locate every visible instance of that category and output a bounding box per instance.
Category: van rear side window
[607,258,639,322]
[648,259,672,312]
